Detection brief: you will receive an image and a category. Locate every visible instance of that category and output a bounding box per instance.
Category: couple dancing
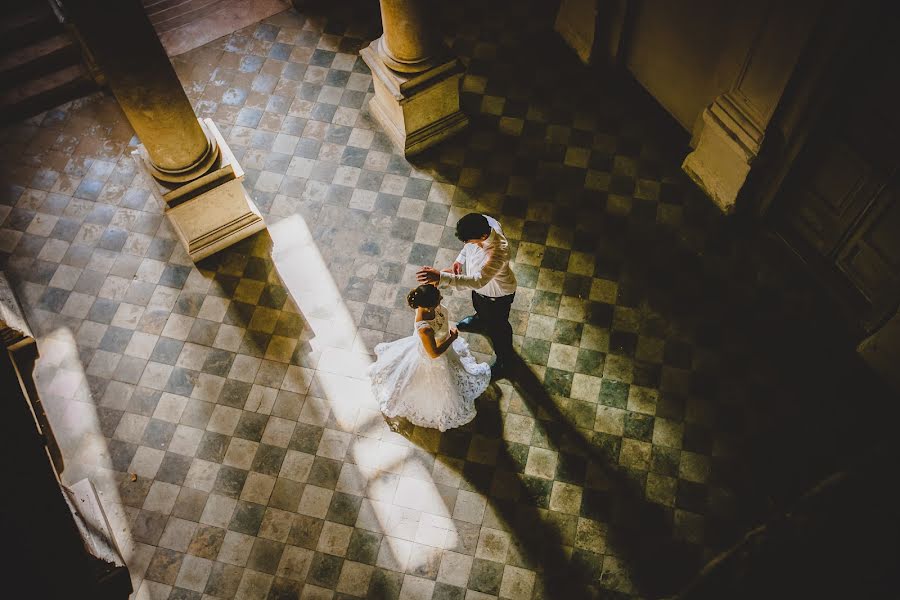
[367,213,517,432]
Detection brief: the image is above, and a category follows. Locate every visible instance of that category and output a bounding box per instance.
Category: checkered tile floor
[1,1,891,599]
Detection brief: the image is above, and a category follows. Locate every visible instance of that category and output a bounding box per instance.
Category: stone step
[146,0,232,33]
[0,63,97,124]
[0,32,80,86]
[0,4,61,52]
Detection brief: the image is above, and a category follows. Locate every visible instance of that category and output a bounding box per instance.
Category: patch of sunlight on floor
[268,214,461,565]
[36,326,143,590]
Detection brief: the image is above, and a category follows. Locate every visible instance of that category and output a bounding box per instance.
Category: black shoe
[456,315,482,332]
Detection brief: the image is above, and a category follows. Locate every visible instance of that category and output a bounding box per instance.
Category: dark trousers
[472,291,515,365]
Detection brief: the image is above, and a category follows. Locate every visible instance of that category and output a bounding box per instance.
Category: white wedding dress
[367,304,491,431]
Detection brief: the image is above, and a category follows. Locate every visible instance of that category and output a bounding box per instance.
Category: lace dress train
[367,305,490,431]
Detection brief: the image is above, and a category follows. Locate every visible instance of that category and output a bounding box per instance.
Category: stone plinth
[360,41,468,156]
[133,118,265,261]
[682,95,763,214]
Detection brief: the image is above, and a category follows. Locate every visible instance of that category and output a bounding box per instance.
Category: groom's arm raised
[437,245,504,290]
[441,246,467,274]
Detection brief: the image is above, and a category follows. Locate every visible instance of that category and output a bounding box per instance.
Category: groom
[417,213,517,378]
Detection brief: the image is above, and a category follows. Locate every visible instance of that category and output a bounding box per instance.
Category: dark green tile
[623,412,654,442]
[438,430,472,459]
[609,330,637,357]
[247,538,285,575]
[201,349,235,376]
[229,500,266,535]
[156,452,192,485]
[347,529,382,564]
[205,561,243,598]
[565,400,596,429]
[468,558,504,595]
[570,548,604,584]
[587,302,613,327]
[512,263,539,288]
[144,547,183,585]
[327,491,362,526]
[288,422,323,454]
[180,399,214,429]
[541,247,570,270]
[576,348,606,375]
[308,456,342,489]
[520,475,552,508]
[544,367,573,397]
[650,446,680,477]
[521,337,550,365]
[259,284,288,309]
[274,312,305,337]
[213,466,249,498]
[598,380,628,409]
[556,452,587,485]
[234,412,269,441]
[269,478,303,511]
[196,431,230,462]
[251,444,287,476]
[591,432,621,463]
[288,514,324,549]
[553,319,584,345]
[632,360,661,387]
[532,290,561,316]
[308,552,343,588]
[142,418,176,449]
[368,568,402,600]
[267,577,303,600]
[220,379,252,408]
[499,441,529,473]
[563,273,591,298]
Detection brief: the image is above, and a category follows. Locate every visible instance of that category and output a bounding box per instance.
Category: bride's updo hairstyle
[407,284,440,309]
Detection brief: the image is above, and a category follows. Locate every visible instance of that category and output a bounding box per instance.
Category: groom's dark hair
[455,213,491,242]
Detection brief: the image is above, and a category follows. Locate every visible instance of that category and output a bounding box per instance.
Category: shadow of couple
[389,353,699,599]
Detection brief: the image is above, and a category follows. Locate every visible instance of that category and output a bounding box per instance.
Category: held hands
[416,266,440,284]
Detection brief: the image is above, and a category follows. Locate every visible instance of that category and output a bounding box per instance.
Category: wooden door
[773,20,900,333]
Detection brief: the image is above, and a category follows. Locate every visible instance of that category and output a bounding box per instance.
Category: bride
[367,284,491,431]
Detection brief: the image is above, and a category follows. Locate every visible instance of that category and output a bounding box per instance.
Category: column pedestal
[360,40,468,156]
[133,118,265,262]
[682,94,763,214]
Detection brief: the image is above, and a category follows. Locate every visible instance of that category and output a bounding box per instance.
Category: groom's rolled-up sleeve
[454,245,468,268]
[439,245,504,290]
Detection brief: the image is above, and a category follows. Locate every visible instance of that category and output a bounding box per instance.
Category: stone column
[681,1,820,213]
[360,0,468,156]
[63,0,218,183]
[554,0,630,66]
[64,0,265,261]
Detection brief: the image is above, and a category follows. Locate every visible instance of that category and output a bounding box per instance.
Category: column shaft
[377,0,441,73]
[360,0,468,156]
[65,0,217,183]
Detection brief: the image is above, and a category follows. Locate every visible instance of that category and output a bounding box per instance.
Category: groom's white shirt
[439,216,517,297]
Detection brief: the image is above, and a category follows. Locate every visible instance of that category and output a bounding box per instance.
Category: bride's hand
[448,327,459,342]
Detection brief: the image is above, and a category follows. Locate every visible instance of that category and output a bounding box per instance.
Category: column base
[133,118,266,261]
[682,95,764,214]
[360,39,468,157]
[165,178,266,262]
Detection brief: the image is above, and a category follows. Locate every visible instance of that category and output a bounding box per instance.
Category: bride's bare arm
[416,326,458,358]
